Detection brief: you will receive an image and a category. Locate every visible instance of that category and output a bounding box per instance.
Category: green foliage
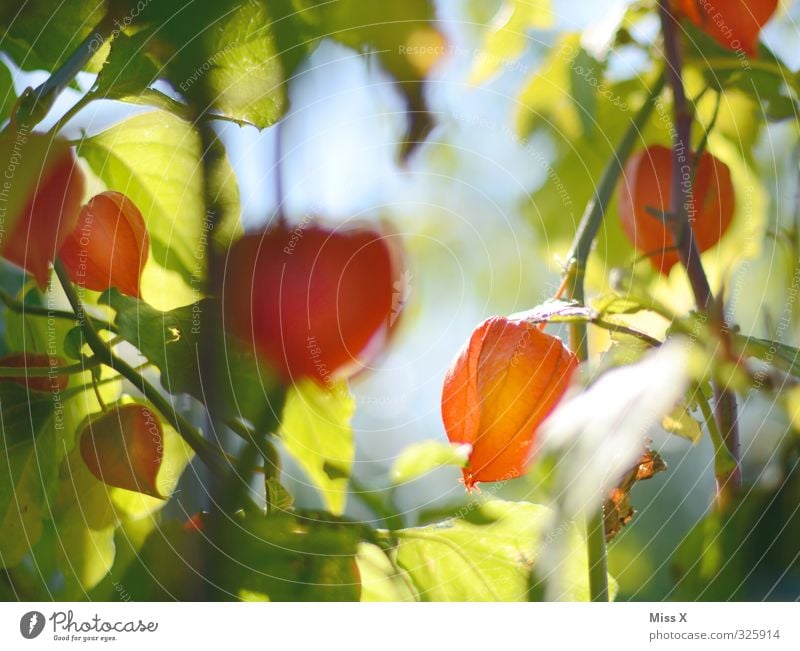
[0,385,58,567]
[101,289,284,430]
[470,0,553,83]
[672,468,800,599]
[118,512,362,601]
[356,543,417,602]
[390,440,470,485]
[0,61,16,121]
[280,380,355,515]
[132,0,311,128]
[395,500,615,601]
[681,22,799,121]
[92,31,160,102]
[0,0,108,72]
[661,402,703,445]
[50,414,191,594]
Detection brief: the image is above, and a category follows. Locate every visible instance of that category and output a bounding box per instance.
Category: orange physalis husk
[0,136,85,288]
[672,0,778,57]
[0,352,69,393]
[80,403,165,499]
[223,221,399,386]
[441,316,578,490]
[60,191,150,298]
[618,144,734,274]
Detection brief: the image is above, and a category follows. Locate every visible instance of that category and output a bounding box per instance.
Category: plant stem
[349,476,405,530]
[586,509,609,602]
[0,287,117,332]
[565,72,666,318]
[561,72,665,603]
[7,12,117,131]
[53,260,227,474]
[0,357,99,377]
[697,385,738,482]
[658,0,741,506]
[593,318,663,348]
[48,92,95,135]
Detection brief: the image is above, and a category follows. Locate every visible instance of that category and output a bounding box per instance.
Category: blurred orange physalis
[672,0,778,57]
[441,317,578,490]
[59,191,149,297]
[0,352,69,393]
[618,144,735,274]
[0,135,85,287]
[223,221,399,386]
[80,403,165,498]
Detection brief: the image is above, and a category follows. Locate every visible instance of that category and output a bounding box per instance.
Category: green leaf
[568,47,603,138]
[357,542,417,602]
[92,31,160,101]
[100,289,284,430]
[0,384,57,568]
[120,512,362,601]
[390,440,470,485]
[265,477,294,513]
[398,500,619,601]
[78,110,241,283]
[396,500,607,601]
[0,60,16,121]
[0,0,108,72]
[661,403,703,444]
[63,326,86,361]
[592,292,646,316]
[4,288,71,355]
[136,0,311,129]
[470,0,554,84]
[280,380,355,515]
[738,334,800,377]
[682,22,798,120]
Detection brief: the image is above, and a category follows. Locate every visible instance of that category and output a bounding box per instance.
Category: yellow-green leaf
[280,380,355,515]
[78,110,240,284]
[470,0,554,84]
[390,440,470,485]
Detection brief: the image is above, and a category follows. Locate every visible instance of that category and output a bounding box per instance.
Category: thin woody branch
[657,0,741,504]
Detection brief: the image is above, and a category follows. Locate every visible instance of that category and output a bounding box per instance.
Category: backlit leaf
[280,380,355,515]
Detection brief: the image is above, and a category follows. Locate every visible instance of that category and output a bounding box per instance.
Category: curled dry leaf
[604,448,668,541]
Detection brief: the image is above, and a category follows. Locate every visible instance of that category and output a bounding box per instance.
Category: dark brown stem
[658,0,741,505]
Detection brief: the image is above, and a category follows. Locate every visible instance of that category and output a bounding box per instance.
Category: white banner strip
[1,602,797,650]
